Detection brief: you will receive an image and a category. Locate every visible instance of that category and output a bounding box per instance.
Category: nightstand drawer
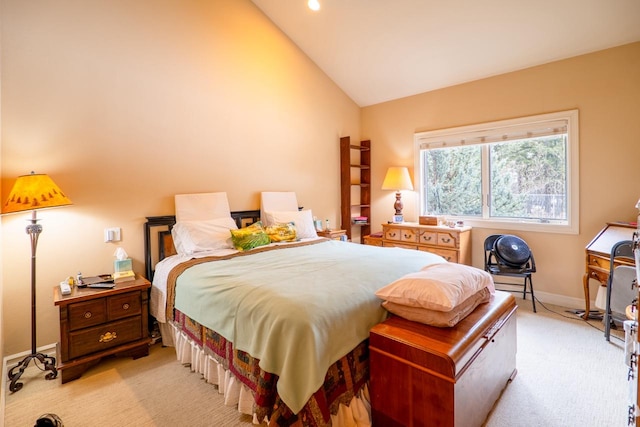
[69,299,108,331]
[108,292,141,320]
[68,316,142,359]
[364,235,383,246]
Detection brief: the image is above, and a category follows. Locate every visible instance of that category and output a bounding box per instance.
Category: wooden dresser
[377,222,472,265]
[582,222,636,320]
[54,275,151,383]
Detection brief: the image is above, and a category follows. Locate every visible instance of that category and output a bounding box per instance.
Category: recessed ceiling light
[308,0,320,11]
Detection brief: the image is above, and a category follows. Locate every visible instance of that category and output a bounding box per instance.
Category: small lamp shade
[3,172,72,214]
[382,167,413,191]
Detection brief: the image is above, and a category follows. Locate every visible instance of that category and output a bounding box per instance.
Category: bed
[143,193,447,426]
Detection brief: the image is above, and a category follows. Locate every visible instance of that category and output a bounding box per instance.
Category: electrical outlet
[104,227,121,242]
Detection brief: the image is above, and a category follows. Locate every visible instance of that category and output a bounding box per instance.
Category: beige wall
[0,0,360,356]
[1,0,638,357]
[363,42,640,307]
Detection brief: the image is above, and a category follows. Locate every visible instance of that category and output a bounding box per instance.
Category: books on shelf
[352,216,368,224]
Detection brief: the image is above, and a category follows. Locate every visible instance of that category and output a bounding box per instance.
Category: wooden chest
[369,291,517,427]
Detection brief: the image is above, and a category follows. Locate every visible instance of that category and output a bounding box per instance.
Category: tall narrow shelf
[340,137,370,243]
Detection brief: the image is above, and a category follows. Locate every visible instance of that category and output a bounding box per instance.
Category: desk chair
[604,240,636,341]
[484,234,537,312]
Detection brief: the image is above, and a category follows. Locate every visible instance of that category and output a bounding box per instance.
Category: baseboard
[533,290,589,310]
[3,342,58,367]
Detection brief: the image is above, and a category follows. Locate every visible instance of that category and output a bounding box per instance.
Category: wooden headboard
[143,209,261,281]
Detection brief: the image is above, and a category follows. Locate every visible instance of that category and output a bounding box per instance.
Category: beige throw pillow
[382,287,492,327]
[375,262,495,312]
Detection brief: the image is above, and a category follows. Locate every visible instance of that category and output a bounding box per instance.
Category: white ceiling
[251,0,640,107]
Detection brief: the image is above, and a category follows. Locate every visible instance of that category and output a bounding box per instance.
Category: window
[414,110,579,234]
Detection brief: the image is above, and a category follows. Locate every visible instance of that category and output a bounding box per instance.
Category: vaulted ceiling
[252,0,640,106]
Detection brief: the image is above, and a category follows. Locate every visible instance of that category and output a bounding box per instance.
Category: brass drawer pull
[422,236,432,241]
[441,238,452,243]
[84,311,92,319]
[122,303,130,310]
[99,332,117,343]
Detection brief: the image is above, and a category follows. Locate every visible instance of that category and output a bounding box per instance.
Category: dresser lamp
[3,172,72,392]
[381,166,413,223]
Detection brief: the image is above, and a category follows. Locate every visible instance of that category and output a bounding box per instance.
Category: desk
[582,222,636,320]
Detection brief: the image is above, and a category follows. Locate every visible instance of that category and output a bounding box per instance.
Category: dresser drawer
[108,292,141,321]
[420,246,458,263]
[384,227,402,242]
[384,226,418,243]
[68,316,143,359]
[419,231,437,245]
[437,231,458,248]
[384,241,419,250]
[380,223,471,265]
[69,299,108,331]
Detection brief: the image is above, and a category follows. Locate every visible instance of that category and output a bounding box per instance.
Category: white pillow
[263,210,318,239]
[375,263,495,312]
[175,192,231,222]
[171,217,238,255]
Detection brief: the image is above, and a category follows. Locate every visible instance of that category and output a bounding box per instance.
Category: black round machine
[493,234,531,269]
[35,414,63,427]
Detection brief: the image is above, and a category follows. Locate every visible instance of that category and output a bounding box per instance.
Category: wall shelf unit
[340,136,370,243]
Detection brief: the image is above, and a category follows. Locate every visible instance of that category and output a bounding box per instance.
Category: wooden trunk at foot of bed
[369,291,517,427]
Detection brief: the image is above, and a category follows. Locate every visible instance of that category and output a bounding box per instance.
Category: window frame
[413,110,579,234]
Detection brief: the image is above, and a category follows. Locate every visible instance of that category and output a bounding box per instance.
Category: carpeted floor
[3,296,630,427]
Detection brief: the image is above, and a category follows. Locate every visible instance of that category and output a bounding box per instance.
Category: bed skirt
[165,321,372,426]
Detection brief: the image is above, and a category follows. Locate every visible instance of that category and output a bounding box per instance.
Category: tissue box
[114,258,133,273]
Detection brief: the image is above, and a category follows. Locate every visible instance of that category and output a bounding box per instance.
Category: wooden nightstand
[364,234,383,246]
[53,275,151,383]
[317,229,347,240]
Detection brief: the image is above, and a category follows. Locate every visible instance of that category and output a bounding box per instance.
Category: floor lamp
[3,172,72,392]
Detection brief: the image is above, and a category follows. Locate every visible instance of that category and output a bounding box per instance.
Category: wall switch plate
[104,227,121,242]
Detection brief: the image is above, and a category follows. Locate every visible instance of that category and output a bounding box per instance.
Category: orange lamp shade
[3,173,72,214]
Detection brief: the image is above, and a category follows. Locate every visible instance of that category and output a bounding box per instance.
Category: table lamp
[382,166,413,223]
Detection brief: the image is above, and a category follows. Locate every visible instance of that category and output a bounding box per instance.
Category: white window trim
[414,110,580,234]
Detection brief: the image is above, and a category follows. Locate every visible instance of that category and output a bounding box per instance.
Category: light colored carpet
[3,297,629,427]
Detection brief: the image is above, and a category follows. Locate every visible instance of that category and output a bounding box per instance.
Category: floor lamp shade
[382,167,413,220]
[3,172,72,392]
[3,172,72,214]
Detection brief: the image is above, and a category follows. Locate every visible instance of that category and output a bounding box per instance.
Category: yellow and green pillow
[265,222,297,242]
[230,221,271,251]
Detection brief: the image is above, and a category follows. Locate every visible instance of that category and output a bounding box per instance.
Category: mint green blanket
[173,239,445,414]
